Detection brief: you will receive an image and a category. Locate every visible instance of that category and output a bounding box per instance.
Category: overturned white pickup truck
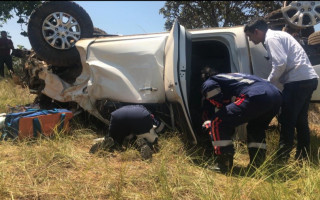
[25,1,320,145]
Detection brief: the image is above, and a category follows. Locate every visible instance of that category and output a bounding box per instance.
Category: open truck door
[164,21,197,144]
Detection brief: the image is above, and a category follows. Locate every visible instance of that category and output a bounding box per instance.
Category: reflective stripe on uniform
[216,74,255,84]
[211,117,222,154]
[248,142,267,149]
[234,94,246,106]
[209,99,223,108]
[206,87,221,99]
[136,128,158,144]
[212,140,233,147]
[155,121,165,133]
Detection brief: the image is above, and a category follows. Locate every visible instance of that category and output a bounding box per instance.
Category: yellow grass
[0,76,320,199]
[0,128,319,199]
[0,77,36,113]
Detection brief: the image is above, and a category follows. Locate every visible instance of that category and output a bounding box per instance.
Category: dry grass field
[0,76,320,200]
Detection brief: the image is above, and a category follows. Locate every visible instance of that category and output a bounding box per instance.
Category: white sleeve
[265,38,287,84]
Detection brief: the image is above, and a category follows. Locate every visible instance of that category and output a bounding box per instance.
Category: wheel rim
[42,12,81,50]
[281,1,320,28]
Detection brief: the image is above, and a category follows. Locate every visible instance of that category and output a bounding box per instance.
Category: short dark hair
[244,17,268,33]
[200,66,218,82]
[1,31,7,34]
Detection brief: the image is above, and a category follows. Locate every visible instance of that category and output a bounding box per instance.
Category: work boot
[89,137,115,154]
[295,147,309,162]
[248,148,266,168]
[211,153,234,173]
[276,145,292,163]
[135,138,154,160]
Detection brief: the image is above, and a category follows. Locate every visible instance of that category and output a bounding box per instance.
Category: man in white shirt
[244,18,319,162]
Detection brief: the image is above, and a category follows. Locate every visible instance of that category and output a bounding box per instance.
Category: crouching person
[201,68,282,173]
[90,105,164,160]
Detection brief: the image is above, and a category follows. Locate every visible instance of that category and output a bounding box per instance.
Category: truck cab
[25,1,320,146]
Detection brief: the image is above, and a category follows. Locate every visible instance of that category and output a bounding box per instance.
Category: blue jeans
[279,78,318,157]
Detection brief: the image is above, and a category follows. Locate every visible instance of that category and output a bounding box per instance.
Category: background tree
[159,1,283,30]
[0,1,42,36]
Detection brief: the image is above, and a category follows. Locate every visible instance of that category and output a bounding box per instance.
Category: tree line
[0,1,282,37]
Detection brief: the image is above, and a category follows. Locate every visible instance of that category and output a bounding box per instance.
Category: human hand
[202,120,211,133]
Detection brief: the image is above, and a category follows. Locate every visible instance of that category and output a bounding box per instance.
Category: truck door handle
[139,87,158,91]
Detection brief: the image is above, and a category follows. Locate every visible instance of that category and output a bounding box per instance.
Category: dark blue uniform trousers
[107,105,153,145]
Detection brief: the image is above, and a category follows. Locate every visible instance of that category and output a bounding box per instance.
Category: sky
[1,1,167,50]
[1,1,320,50]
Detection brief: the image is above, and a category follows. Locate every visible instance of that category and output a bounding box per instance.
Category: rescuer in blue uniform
[108,105,159,145]
[201,68,282,172]
[90,105,164,160]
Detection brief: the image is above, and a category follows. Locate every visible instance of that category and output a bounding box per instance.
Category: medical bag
[1,108,73,140]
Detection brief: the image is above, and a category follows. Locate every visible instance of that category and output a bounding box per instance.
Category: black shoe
[89,137,114,154]
[295,148,309,161]
[248,148,266,168]
[276,145,292,163]
[135,138,153,160]
[140,144,153,160]
[211,154,233,173]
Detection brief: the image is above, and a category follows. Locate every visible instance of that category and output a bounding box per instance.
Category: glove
[202,120,211,134]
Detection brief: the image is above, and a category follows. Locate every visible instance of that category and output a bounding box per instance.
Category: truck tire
[308,31,320,45]
[282,1,320,28]
[264,9,285,31]
[28,1,93,67]
[93,27,107,36]
[265,7,315,38]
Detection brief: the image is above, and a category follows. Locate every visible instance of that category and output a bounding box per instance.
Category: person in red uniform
[0,31,14,77]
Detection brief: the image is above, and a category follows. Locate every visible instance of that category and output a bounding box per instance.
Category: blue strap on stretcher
[33,118,42,137]
[32,113,66,137]
[58,113,66,132]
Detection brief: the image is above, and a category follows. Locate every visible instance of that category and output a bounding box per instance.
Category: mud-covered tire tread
[28,1,93,67]
[265,7,314,38]
[93,27,107,36]
[265,8,283,20]
[308,31,320,45]
[264,8,286,31]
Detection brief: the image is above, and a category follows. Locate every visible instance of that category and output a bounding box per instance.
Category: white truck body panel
[36,24,320,143]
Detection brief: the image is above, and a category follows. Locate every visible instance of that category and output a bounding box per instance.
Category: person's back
[204,73,279,100]
[244,17,319,161]
[89,105,161,160]
[109,105,154,145]
[201,71,282,172]
[264,29,318,85]
[0,35,12,56]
